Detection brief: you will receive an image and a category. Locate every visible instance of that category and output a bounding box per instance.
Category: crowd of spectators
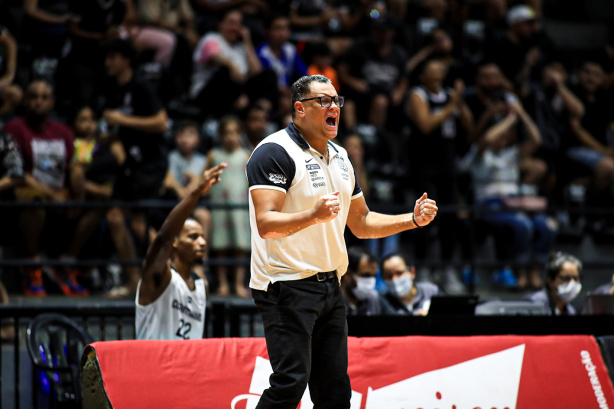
[0,0,613,301]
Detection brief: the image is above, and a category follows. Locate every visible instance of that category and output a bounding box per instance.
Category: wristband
[412,212,422,228]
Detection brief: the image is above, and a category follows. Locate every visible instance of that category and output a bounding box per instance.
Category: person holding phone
[190,8,277,118]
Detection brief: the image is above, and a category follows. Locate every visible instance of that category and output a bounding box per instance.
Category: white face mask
[351,276,377,301]
[557,280,582,302]
[386,274,412,298]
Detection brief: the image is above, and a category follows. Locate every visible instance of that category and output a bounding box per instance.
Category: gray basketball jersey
[135,269,206,340]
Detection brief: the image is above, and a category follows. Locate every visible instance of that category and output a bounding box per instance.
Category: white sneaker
[443,266,466,295]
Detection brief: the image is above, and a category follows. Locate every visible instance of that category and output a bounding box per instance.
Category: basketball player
[135,163,227,340]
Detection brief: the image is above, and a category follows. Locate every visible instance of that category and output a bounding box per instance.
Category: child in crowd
[205,116,251,297]
[162,120,211,278]
[62,106,124,294]
[306,42,339,91]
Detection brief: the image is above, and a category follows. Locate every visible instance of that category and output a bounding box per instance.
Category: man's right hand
[196,163,227,195]
[312,191,341,224]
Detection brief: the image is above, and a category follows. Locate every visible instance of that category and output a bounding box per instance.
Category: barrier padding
[82,335,614,409]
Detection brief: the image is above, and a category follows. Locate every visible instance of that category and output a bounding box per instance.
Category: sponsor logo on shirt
[268,173,287,185]
[306,164,321,170]
[172,299,203,321]
[336,156,348,173]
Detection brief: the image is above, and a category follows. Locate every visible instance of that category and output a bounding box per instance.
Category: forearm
[68,22,105,40]
[256,208,318,239]
[245,43,262,75]
[156,188,201,241]
[349,211,419,239]
[84,181,112,198]
[558,85,584,118]
[459,104,475,142]
[571,120,610,153]
[482,117,515,147]
[24,174,56,198]
[0,176,21,192]
[0,36,16,84]
[118,112,167,133]
[289,13,325,28]
[415,103,456,134]
[518,110,541,146]
[406,47,431,73]
[25,9,67,24]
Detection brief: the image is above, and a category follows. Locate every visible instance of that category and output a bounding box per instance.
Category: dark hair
[290,75,331,114]
[173,120,200,138]
[102,38,138,65]
[68,105,96,127]
[219,7,242,24]
[309,42,331,57]
[545,251,582,281]
[347,247,376,274]
[265,13,288,30]
[26,78,54,97]
[381,252,412,268]
[244,104,267,119]
[218,115,242,135]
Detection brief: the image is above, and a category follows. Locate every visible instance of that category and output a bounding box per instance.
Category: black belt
[304,271,337,282]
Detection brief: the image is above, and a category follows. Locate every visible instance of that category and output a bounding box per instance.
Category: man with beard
[3,80,85,296]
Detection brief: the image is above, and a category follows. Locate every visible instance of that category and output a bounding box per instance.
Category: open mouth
[325,116,337,127]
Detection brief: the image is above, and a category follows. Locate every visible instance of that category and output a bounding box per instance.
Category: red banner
[89,335,614,409]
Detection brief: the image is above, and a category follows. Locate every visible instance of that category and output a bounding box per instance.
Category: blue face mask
[351,276,377,301]
[386,274,412,297]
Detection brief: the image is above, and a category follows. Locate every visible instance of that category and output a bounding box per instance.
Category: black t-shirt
[409,86,458,171]
[342,38,408,94]
[68,0,126,61]
[86,142,121,185]
[524,83,570,151]
[571,85,614,147]
[102,76,167,169]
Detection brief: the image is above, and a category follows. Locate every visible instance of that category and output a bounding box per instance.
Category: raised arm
[346,193,437,239]
[139,163,226,304]
[408,82,462,135]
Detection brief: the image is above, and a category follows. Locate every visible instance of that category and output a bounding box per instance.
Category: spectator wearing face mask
[340,247,394,316]
[381,253,442,316]
[525,251,582,315]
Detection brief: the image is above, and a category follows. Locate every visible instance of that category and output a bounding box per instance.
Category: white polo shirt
[246,123,363,290]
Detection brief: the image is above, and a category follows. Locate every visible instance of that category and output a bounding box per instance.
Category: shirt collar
[286,122,339,156]
[286,122,309,150]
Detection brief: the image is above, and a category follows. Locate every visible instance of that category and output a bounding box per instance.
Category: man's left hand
[413,193,438,227]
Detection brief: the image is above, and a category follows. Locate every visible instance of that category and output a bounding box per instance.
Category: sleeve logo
[268,173,287,184]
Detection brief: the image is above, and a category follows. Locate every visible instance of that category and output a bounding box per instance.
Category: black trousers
[252,277,351,409]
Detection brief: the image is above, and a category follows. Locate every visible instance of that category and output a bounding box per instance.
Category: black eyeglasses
[299,95,344,108]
